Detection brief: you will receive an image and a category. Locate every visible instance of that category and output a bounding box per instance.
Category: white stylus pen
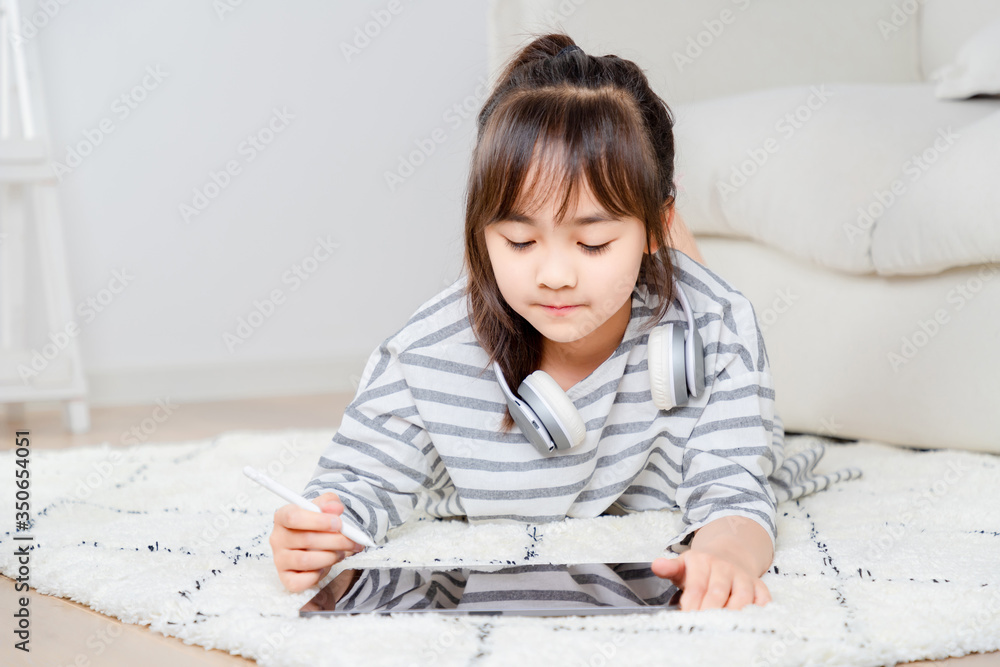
[243,466,376,548]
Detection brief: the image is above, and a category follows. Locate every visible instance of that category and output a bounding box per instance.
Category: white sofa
[488,0,1000,454]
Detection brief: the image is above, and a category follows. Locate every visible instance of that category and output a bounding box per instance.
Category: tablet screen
[300,561,682,617]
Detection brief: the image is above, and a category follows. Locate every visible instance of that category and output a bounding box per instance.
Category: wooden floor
[0,394,997,666]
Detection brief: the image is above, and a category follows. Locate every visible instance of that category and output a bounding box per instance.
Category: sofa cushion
[672,83,1000,275]
[871,110,1000,275]
[928,19,1000,99]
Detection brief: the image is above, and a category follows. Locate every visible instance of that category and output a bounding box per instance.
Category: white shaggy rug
[1,430,999,667]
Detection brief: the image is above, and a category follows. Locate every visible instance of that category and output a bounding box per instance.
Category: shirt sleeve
[665,307,780,558]
[301,336,439,546]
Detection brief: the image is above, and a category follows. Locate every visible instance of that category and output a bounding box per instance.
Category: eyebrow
[497,211,622,226]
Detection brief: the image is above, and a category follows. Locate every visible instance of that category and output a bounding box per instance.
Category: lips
[540,304,581,315]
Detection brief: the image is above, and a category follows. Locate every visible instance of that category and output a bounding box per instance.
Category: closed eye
[504,239,612,256]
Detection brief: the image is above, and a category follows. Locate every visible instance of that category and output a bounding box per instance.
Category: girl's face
[484,171,655,351]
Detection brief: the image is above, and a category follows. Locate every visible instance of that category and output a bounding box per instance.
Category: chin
[529,319,596,344]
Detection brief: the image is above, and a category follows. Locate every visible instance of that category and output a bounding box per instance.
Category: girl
[270,34,862,612]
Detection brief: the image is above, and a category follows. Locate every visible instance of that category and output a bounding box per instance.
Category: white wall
[20,0,489,406]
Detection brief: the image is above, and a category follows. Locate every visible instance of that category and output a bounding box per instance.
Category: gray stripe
[689,415,766,438]
[341,405,424,454]
[352,378,409,409]
[635,460,676,489]
[753,315,766,372]
[409,282,466,325]
[576,480,634,503]
[424,421,524,444]
[678,463,748,488]
[675,267,739,335]
[302,480,378,530]
[686,483,773,506]
[471,512,578,522]
[373,485,406,526]
[618,484,673,504]
[397,352,489,379]
[328,432,432,486]
[367,345,392,386]
[683,506,776,537]
[457,478,588,500]
[704,342,755,374]
[411,387,504,413]
[404,317,470,353]
[708,384,775,403]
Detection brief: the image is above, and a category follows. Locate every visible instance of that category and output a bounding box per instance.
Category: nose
[535,242,577,291]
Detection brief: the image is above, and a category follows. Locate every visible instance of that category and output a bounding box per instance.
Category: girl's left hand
[651,550,771,611]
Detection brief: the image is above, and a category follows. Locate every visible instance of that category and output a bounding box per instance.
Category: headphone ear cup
[649,324,688,410]
[519,371,587,450]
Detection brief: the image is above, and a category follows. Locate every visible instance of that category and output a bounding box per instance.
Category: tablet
[300,561,682,617]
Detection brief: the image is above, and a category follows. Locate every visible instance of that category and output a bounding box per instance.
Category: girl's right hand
[269,492,366,593]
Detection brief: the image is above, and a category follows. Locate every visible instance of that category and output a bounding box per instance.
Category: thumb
[314,496,343,513]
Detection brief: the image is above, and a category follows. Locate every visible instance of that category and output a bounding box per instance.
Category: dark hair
[463,33,679,433]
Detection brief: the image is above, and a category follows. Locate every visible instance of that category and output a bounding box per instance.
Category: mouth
[540,304,581,315]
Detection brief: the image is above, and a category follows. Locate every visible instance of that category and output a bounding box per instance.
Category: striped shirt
[303,249,863,554]
[318,562,679,614]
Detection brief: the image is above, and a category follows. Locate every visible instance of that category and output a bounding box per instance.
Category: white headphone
[494,281,705,454]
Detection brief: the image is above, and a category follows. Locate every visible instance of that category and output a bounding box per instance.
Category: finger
[313,491,343,507]
[753,578,773,607]
[317,498,345,513]
[725,573,756,610]
[651,557,684,586]
[679,554,709,612]
[277,503,346,533]
[699,560,734,611]
[277,524,364,553]
[280,569,324,593]
[275,546,342,574]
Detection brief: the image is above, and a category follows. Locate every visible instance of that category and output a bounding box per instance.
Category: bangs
[474,86,660,228]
